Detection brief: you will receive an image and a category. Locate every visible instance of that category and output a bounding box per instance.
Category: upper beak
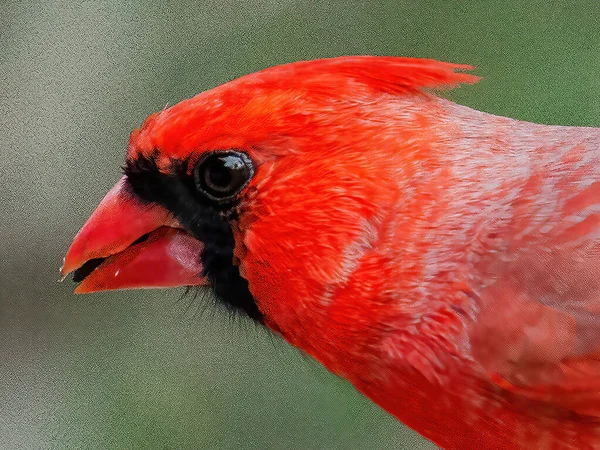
[61,176,208,293]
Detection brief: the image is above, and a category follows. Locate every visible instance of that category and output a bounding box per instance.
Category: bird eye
[194,151,255,203]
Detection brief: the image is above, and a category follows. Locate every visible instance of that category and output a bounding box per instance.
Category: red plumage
[63,57,600,449]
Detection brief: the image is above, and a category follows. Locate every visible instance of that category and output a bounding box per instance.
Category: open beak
[60,176,208,293]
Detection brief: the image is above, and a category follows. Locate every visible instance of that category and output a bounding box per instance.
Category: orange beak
[61,176,209,293]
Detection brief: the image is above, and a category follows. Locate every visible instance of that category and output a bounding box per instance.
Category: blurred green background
[1,1,598,449]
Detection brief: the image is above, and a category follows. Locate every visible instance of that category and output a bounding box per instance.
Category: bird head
[61,56,478,337]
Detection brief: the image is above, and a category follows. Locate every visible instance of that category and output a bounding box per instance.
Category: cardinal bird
[61,56,600,449]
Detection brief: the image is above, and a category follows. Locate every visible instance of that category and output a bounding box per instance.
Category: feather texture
[121,57,600,448]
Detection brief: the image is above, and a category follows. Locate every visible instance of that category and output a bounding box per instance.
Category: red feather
[71,57,600,449]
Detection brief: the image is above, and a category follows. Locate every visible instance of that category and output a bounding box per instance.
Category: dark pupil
[197,152,253,201]
[205,161,232,191]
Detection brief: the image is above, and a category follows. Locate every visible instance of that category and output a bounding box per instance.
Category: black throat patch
[124,153,262,322]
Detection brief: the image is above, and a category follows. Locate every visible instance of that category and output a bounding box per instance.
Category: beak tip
[61,249,84,279]
[73,284,88,294]
[59,258,68,280]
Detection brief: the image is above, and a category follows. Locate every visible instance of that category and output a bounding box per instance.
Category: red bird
[61,57,600,449]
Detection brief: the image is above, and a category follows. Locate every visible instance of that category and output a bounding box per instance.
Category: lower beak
[61,176,208,293]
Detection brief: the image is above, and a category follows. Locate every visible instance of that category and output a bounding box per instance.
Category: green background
[1,1,598,448]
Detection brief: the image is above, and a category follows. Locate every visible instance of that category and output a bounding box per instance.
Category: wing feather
[470,156,600,418]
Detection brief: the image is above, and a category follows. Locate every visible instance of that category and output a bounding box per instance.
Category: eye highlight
[194,150,255,203]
